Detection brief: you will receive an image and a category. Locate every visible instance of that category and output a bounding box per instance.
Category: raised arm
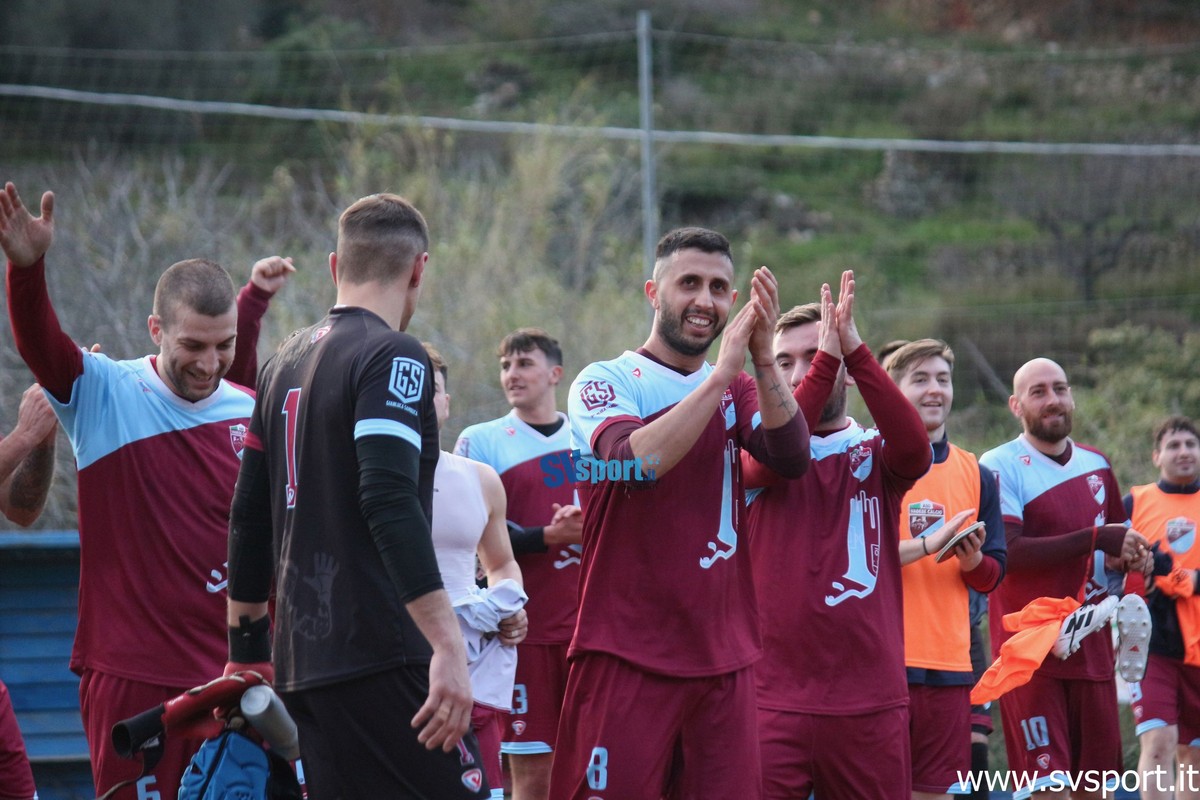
[845,345,931,482]
[621,300,757,477]
[1,184,83,401]
[0,384,58,526]
[746,267,798,430]
[227,256,295,389]
[833,269,929,483]
[793,281,844,429]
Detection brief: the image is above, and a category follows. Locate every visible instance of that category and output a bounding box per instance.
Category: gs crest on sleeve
[578,379,617,412]
[388,358,426,404]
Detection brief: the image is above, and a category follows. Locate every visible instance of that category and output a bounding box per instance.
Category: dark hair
[884,339,955,381]
[498,327,562,366]
[1153,415,1199,450]
[775,302,821,335]
[153,259,236,326]
[652,227,732,281]
[336,193,429,285]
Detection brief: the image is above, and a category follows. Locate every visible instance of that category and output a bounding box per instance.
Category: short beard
[818,373,848,426]
[1027,410,1073,443]
[656,310,722,358]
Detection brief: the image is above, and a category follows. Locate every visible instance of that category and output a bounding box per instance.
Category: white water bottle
[240,684,301,761]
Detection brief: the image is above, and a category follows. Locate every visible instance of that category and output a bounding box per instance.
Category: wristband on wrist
[229,614,272,664]
[921,537,929,556]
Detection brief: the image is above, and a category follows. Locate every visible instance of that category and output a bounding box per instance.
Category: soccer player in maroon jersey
[226,193,492,798]
[981,358,1149,800]
[0,181,291,800]
[551,227,810,799]
[0,382,58,800]
[743,273,934,800]
[453,329,581,800]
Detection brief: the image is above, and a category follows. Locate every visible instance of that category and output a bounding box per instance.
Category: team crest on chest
[579,379,617,411]
[1168,517,1197,554]
[849,444,873,481]
[1019,455,1031,466]
[1086,474,1106,505]
[229,424,247,459]
[908,499,945,537]
[388,357,426,403]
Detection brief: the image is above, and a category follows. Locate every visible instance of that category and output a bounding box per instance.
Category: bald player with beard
[980,358,1149,800]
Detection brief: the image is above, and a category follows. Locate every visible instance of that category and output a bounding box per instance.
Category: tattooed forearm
[8,440,55,518]
[768,381,798,414]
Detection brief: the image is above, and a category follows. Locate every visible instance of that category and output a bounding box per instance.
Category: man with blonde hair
[886,338,1006,800]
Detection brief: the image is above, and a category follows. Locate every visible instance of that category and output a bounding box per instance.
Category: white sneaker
[1053,596,1119,660]
[1116,594,1152,682]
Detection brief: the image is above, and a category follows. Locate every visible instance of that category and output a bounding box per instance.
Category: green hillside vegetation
[1,0,1198,528]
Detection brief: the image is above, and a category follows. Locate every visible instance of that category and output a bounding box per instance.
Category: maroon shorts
[501,642,568,756]
[80,669,207,800]
[909,684,970,794]
[758,704,910,800]
[969,622,994,736]
[548,652,760,800]
[1131,653,1200,745]
[0,680,36,800]
[998,670,1121,778]
[472,703,504,796]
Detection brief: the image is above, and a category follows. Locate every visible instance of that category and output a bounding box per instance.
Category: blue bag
[178,729,285,800]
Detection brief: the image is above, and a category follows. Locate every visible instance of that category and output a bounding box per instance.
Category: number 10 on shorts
[1020,715,1050,750]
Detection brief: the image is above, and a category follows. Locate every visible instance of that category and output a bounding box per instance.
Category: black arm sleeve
[228,446,276,604]
[508,521,548,555]
[356,434,444,604]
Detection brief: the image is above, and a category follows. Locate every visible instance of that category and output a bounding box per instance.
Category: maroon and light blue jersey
[980,435,1128,681]
[7,259,264,687]
[567,351,769,678]
[55,356,254,685]
[454,410,577,645]
[747,420,914,715]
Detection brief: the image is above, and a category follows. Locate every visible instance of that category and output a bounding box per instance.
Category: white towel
[453,579,528,710]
